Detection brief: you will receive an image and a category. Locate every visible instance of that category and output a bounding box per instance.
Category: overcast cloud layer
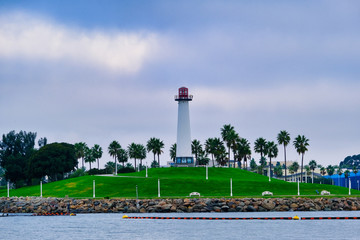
[0,1,359,168]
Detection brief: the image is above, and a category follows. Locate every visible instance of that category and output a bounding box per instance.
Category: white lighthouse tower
[175,87,194,167]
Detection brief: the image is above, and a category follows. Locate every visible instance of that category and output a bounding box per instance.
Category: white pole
[305,171,307,183]
[312,172,314,184]
[7,181,9,198]
[158,179,160,198]
[93,180,95,198]
[349,179,351,195]
[40,181,43,198]
[206,165,208,180]
[297,179,300,196]
[230,178,233,197]
[146,166,148,178]
[268,166,271,182]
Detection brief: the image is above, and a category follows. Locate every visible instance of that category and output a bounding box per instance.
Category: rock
[261,199,276,210]
[246,206,256,212]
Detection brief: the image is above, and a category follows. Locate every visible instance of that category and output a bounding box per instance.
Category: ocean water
[1,211,360,240]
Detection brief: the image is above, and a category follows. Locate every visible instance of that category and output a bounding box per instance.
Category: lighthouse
[175,87,194,166]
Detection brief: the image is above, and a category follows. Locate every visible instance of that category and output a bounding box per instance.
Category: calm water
[1,211,360,240]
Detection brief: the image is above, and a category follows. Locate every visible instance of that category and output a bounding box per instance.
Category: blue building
[325,172,360,190]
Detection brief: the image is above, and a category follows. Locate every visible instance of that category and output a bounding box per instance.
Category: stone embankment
[1,197,360,214]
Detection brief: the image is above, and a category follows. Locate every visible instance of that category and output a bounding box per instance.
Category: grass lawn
[0,168,358,198]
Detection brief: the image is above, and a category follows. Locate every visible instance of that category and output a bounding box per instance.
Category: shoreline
[1,197,360,213]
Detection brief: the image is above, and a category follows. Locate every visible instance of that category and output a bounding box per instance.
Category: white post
[305,171,307,183]
[158,179,160,198]
[206,165,208,180]
[297,179,300,196]
[268,166,271,182]
[7,181,9,198]
[93,180,95,198]
[312,172,314,184]
[115,162,117,176]
[349,179,351,195]
[230,178,233,197]
[40,181,43,198]
[146,166,148,178]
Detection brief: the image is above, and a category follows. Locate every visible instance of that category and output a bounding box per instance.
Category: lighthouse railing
[174,95,193,100]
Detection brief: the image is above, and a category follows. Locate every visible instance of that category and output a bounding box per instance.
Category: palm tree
[117,148,128,167]
[337,168,343,186]
[221,124,237,167]
[213,138,227,166]
[326,165,335,176]
[320,167,326,176]
[254,137,267,160]
[352,166,358,175]
[155,139,164,167]
[92,144,103,170]
[170,143,176,162]
[236,138,251,169]
[191,139,202,166]
[128,143,147,171]
[293,135,309,183]
[277,130,290,181]
[309,160,317,184]
[290,162,299,179]
[147,138,157,167]
[205,138,216,167]
[84,146,96,170]
[344,170,350,187]
[265,141,278,181]
[74,142,87,169]
[108,140,121,175]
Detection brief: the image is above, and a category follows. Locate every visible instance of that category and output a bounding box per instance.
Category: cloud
[0,12,159,73]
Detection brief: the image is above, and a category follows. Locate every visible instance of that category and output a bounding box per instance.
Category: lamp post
[297,179,300,196]
[158,179,160,198]
[40,181,43,198]
[230,178,233,197]
[93,180,95,198]
[206,165,208,180]
[146,166,148,178]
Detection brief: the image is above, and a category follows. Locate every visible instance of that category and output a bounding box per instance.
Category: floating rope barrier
[122,215,360,220]
[33,213,76,216]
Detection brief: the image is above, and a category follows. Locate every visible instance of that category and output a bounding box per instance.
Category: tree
[147,138,158,167]
[128,143,147,171]
[0,130,37,186]
[254,137,267,159]
[197,149,210,165]
[105,161,115,174]
[326,165,335,176]
[74,142,87,169]
[205,138,217,167]
[290,162,299,176]
[293,135,309,183]
[38,137,47,148]
[274,165,283,177]
[84,146,96,170]
[320,167,326,176]
[117,148,128,167]
[221,124,237,168]
[28,142,77,182]
[265,141,278,181]
[250,158,257,171]
[92,144,103,169]
[108,141,121,175]
[147,138,164,167]
[170,143,176,162]
[213,138,227,166]
[309,159,317,184]
[277,130,290,181]
[236,138,251,169]
[353,166,358,175]
[258,156,267,175]
[191,139,202,166]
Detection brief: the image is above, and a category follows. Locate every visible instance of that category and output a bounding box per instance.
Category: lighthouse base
[175,157,195,167]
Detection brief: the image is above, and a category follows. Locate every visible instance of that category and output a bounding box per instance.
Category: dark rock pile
[1,197,360,213]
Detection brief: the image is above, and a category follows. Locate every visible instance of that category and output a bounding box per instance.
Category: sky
[0,0,359,169]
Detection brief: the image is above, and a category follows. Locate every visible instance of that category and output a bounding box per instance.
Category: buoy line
[122,215,360,220]
[32,213,76,216]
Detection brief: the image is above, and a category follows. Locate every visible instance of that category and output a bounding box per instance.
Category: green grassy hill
[0,168,357,198]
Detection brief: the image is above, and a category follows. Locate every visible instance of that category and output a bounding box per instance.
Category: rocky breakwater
[1,197,360,214]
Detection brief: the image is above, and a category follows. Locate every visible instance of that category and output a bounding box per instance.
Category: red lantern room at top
[175,87,193,101]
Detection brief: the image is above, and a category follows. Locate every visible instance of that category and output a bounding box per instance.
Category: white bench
[321,190,330,195]
[262,191,273,196]
[189,192,201,197]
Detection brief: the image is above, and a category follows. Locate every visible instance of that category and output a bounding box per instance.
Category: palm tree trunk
[134,158,137,172]
[211,154,214,167]
[228,146,231,168]
[153,153,156,166]
[98,159,99,170]
[157,154,160,167]
[122,161,125,167]
[115,156,117,175]
[284,145,287,181]
[82,157,84,168]
[269,157,272,181]
[90,162,91,170]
